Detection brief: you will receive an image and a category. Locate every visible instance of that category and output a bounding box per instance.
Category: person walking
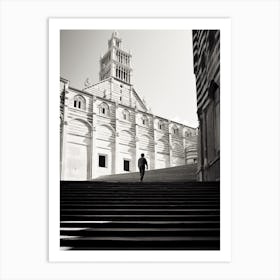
[138,153,148,182]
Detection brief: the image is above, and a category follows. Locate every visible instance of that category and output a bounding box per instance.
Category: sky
[60,30,198,128]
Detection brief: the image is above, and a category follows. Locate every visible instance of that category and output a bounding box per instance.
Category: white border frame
[49,18,231,262]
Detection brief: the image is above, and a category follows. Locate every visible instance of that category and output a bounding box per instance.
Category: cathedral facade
[60,32,198,180]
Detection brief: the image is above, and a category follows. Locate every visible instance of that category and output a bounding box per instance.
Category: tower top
[112,31,120,38]
[99,31,132,85]
[108,31,123,49]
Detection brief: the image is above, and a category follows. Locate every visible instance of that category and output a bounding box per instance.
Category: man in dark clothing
[138,153,148,182]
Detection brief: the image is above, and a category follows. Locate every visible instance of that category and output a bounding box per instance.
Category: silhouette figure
[138,153,148,182]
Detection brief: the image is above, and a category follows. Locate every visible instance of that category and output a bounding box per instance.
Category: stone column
[202,111,208,180]
[114,103,119,174]
[60,122,68,180]
[110,64,114,80]
[154,141,158,170]
[114,132,119,174]
[183,133,187,164]
[152,116,157,169]
[91,96,97,179]
[110,77,113,100]
[129,86,132,107]
[112,48,115,60]
[168,121,173,168]
[135,110,139,172]
[196,113,203,181]
[91,126,97,179]
[60,85,69,180]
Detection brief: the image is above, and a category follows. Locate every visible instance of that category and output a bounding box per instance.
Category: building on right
[192,30,220,181]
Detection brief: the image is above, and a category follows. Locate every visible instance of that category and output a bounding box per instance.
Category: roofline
[131,87,147,111]
[60,77,70,83]
[63,78,197,130]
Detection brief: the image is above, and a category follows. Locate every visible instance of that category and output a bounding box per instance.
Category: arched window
[158,120,164,130]
[73,95,86,110]
[99,102,110,117]
[141,115,148,126]
[172,126,179,135]
[185,130,192,137]
[122,109,130,121]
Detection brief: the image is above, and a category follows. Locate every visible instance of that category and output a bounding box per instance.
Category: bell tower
[99,31,132,84]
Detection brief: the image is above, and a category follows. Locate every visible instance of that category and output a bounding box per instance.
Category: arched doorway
[63,119,91,180]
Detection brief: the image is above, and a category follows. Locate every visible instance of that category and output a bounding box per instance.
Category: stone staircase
[60,180,220,250]
[95,164,198,182]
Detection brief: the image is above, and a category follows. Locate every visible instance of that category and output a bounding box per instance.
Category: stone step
[60,179,220,250]
[61,196,219,202]
[61,181,219,187]
[62,182,218,186]
[61,195,219,199]
[61,202,219,206]
[61,208,219,213]
[61,204,219,209]
[60,220,220,228]
[60,237,220,250]
[61,187,220,192]
[61,210,219,217]
[60,228,220,237]
[61,192,219,195]
[61,227,219,231]
[61,184,219,188]
[61,201,220,206]
[61,214,220,222]
[61,192,219,196]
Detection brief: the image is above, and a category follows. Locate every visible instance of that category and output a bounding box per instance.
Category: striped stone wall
[192,30,220,181]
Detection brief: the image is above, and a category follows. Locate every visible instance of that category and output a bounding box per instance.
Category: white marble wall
[60,78,198,180]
